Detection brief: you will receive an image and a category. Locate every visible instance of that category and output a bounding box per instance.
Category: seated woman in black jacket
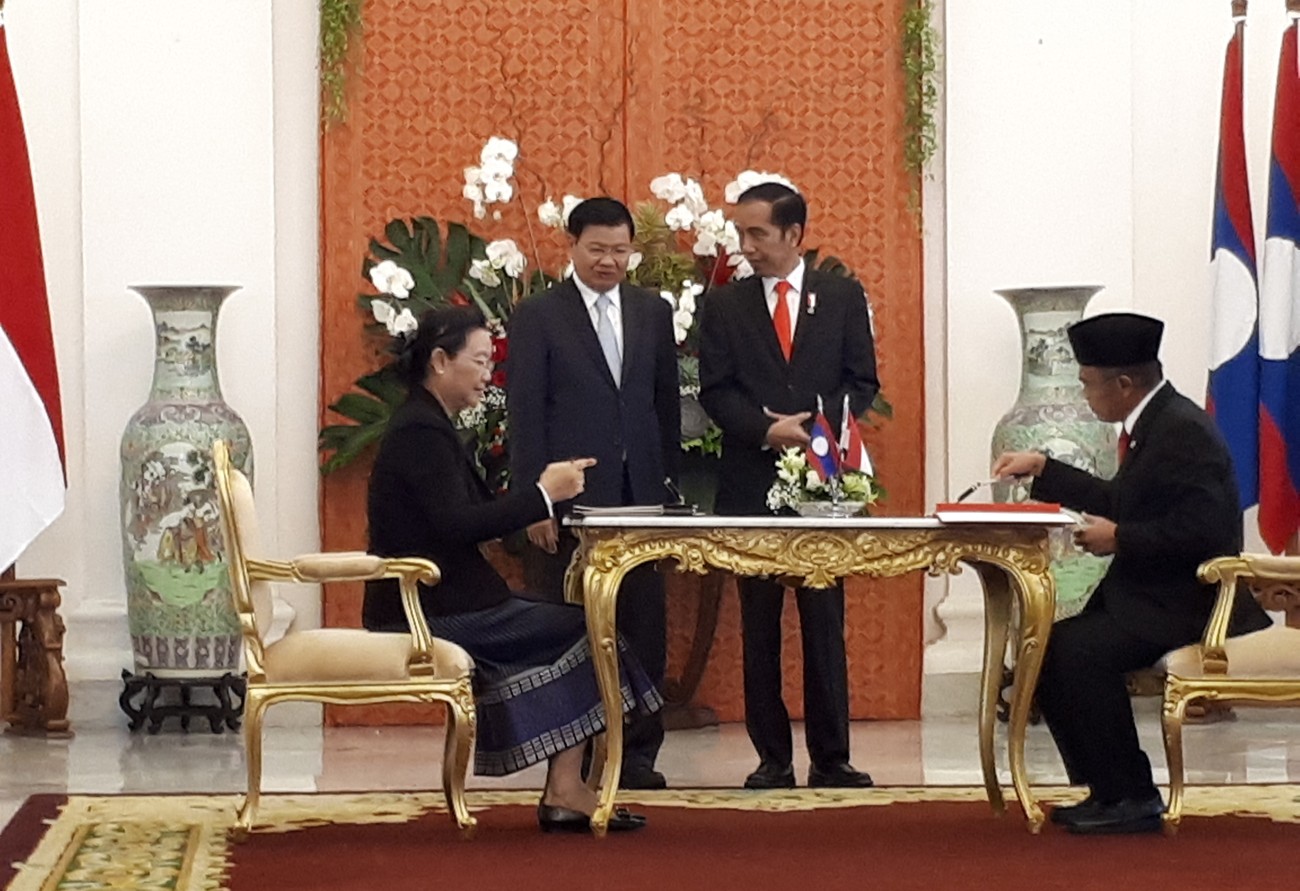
[363,305,659,833]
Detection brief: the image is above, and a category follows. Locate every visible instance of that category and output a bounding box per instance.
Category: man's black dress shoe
[620,764,668,790]
[808,763,874,788]
[1050,794,1103,826]
[1064,793,1165,835]
[743,762,796,789]
[537,804,647,833]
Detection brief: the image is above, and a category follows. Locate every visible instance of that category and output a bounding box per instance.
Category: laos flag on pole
[805,400,841,483]
[1206,15,1260,512]
[1258,15,1300,554]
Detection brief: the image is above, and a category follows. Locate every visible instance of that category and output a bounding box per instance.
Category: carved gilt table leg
[1003,558,1055,832]
[582,557,636,837]
[972,562,1012,815]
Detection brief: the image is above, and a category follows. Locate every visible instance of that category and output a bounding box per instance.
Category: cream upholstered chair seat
[1161,554,1300,831]
[262,629,474,684]
[1165,625,1300,680]
[212,441,478,838]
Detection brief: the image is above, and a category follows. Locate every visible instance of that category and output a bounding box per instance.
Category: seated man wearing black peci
[992,312,1270,835]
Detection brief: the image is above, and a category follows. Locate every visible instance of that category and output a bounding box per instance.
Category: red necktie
[773,280,793,361]
[1118,429,1131,463]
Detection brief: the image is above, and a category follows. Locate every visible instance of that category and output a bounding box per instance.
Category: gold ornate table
[564,514,1073,835]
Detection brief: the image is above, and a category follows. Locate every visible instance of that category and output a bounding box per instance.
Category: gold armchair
[212,441,477,837]
[1161,553,1300,830]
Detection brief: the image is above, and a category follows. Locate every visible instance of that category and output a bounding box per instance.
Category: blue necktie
[595,291,622,386]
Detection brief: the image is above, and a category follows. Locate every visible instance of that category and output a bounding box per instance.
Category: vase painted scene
[120,285,252,676]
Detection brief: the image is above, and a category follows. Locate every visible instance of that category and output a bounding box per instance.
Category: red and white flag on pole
[839,393,873,475]
[0,16,66,569]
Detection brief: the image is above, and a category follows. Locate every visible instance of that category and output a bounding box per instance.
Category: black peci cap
[1066,312,1164,367]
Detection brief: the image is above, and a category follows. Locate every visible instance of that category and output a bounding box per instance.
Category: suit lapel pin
[807,291,817,315]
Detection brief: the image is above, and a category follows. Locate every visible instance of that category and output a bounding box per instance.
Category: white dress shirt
[762,258,806,338]
[573,274,624,354]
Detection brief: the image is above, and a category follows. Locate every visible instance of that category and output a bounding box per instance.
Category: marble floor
[4,680,1300,831]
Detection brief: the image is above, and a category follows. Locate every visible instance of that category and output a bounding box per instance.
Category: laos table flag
[1207,13,1261,511]
[0,15,66,570]
[1258,14,1300,553]
[805,397,841,483]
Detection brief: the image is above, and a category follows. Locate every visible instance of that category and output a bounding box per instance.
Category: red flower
[489,443,505,457]
[491,336,509,363]
[448,290,470,306]
[708,252,734,286]
[492,369,507,388]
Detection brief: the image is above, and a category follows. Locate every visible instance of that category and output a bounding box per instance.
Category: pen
[663,476,686,505]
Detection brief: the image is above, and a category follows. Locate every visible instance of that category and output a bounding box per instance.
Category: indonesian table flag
[1258,17,1300,553]
[1206,16,1261,511]
[0,18,66,569]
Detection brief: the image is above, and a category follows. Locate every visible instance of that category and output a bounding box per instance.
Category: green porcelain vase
[990,286,1116,619]
[119,285,253,677]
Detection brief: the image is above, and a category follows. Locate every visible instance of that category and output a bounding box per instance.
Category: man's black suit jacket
[1031,384,1270,649]
[699,269,879,515]
[507,279,681,508]
[363,386,549,628]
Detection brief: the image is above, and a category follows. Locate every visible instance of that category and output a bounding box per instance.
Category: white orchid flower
[664,204,695,231]
[485,239,520,268]
[672,307,693,335]
[561,259,575,279]
[560,194,583,225]
[462,182,484,203]
[369,260,415,298]
[485,239,527,278]
[682,179,708,215]
[672,322,689,345]
[730,256,755,279]
[649,173,687,203]
[469,259,502,287]
[627,251,642,272]
[724,169,798,203]
[660,290,675,306]
[479,155,514,183]
[472,201,486,220]
[720,220,742,255]
[538,198,563,228]
[481,136,519,163]
[678,292,697,315]
[692,229,719,257]
[371,299,396,325]
[482,179,513,204]
[388,308,419,338]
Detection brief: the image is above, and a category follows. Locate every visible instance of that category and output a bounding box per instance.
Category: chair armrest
[1196,553,1300,672]
[245,553,443,675]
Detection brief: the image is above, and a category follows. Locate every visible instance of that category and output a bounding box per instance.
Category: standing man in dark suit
[698,182,879,789]
[507,197,681,790]
[993,312,1270,835]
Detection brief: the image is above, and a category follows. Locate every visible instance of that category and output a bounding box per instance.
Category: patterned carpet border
[8,785,1300,890]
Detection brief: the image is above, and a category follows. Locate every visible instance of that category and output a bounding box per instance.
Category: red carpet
[222,801,1300,891]
[5,790,1299,890]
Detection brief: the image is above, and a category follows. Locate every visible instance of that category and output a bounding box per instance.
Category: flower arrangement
[319,135,877,492]
[766,447,883,514]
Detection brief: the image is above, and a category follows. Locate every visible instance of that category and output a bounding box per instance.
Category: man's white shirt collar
[573,274,620,310]
[1123,379,1167,435]
[762,258,806,305]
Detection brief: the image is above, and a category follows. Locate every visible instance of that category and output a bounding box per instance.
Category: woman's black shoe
[537,804,647,833]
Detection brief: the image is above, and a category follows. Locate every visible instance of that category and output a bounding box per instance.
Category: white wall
[9,0,321,682]
[928,1,1290,675]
